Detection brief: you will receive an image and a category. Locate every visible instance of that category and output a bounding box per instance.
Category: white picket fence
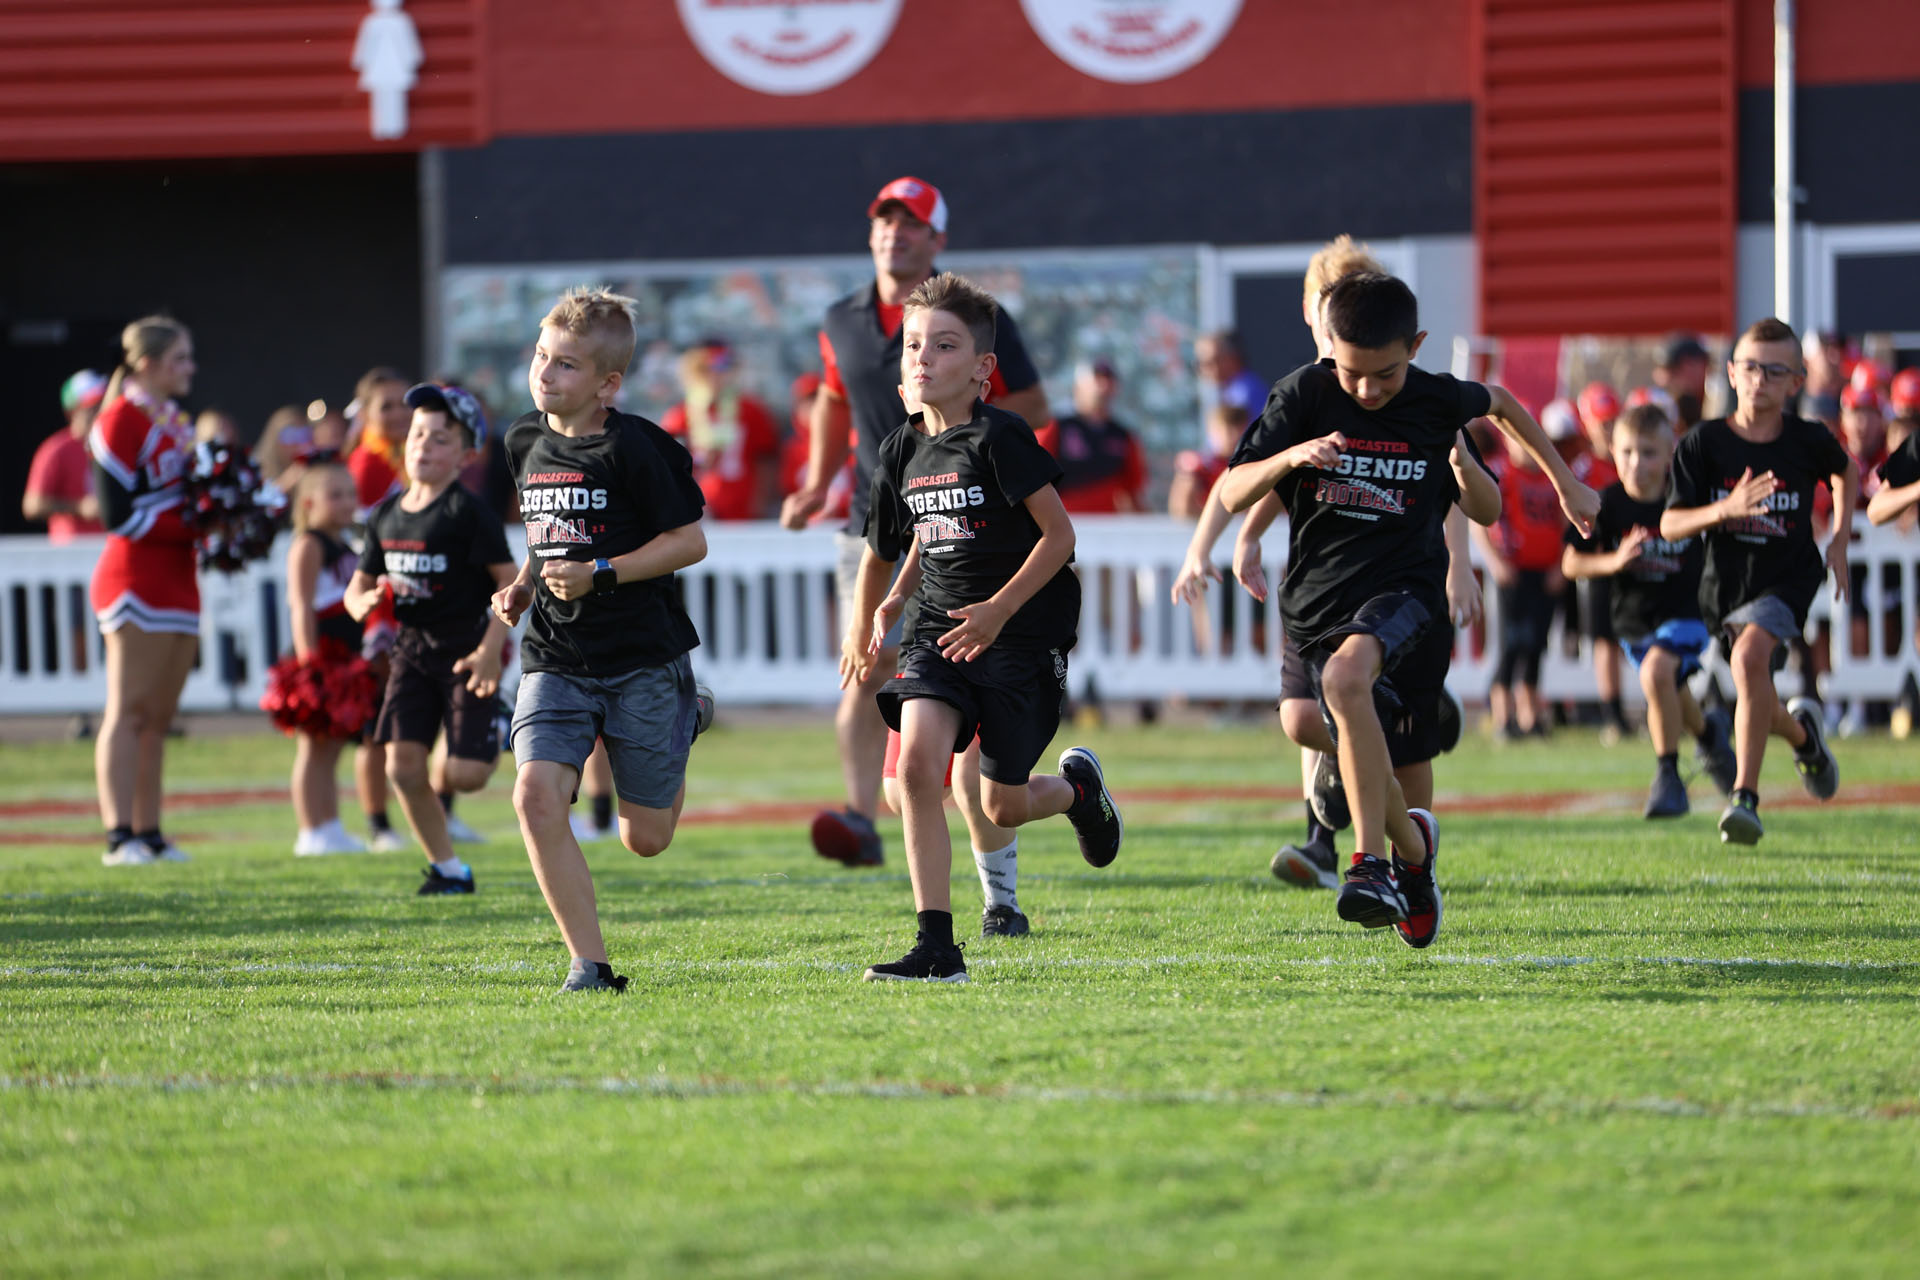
[3,516,1917,715]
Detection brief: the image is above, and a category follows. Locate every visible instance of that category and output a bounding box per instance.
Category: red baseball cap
[1849,358,1886,395]
[1890,367,1920,413]
[1577,381,1620,425]
[867,176,948,233]
[1841,383,1883,413]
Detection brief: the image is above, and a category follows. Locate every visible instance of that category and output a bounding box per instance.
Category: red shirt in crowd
[347,432,405,514]
[1036,414,1147,513]
[26,429,103,542]
[1494,460,1568,571]
[661,394,780,521]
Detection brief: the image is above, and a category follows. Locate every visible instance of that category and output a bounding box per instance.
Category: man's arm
[1483,386,1598,535]
[780,388,852,530]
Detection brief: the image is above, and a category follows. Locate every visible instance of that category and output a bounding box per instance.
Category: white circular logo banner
[1020,0,1242,84]
[677,0,904,96]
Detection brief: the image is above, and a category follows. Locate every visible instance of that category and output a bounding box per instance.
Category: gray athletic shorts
[510,655,697,810]
[1720,594,1799,670]
[836,529,903,650]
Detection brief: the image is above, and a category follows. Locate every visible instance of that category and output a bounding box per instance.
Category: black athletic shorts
[876,640,1068,786]
[1279,631,1314,703]
[373,622,503,761]
[1301,592,1440,767]
[1576,577,1615,641]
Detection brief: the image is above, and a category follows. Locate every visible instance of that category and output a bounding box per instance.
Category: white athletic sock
[973,839,1019,911]
[433,856,470,879]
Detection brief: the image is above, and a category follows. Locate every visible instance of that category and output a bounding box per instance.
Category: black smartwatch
[592,558,618,594]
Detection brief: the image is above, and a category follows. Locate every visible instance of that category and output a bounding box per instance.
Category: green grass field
[3,717,1917,1278]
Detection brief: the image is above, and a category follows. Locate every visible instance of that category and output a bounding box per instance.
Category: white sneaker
[296,822,367,857]
[367,828,410,853]
[443,813,485,845]
[149,841,191,863]
[570,813,614,843]
[102,841,156,867]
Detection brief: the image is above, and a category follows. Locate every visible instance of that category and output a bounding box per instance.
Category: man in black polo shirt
[781,176,1049,878]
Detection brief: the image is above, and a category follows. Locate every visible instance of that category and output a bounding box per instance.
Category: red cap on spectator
[1890,368,1920,413]
[1577,381,1620,425]
[1849,358,1886,395]
[1841,383,1882,413]
[867,177,948,233]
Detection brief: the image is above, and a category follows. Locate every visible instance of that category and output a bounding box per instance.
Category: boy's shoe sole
[1786,695,1839,800]
[1058,747,1122,868]
[1392,809,1441,949]
[1718,801,1764,845]
[1308,751,1351,831]
[1270,840,1340,890]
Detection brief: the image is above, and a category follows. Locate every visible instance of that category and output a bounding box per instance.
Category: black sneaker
[693,682,716,739]
[1718,792,1764,845]
[980,904,1030,937]
[1336,853,1406,929]
[1694,707,1738,796]
[1058,747,1122,868]
[1308,751,1351,831]
[1270,830,1339,889]
[811,808,883,867]
[863,935,969,983]
[1392,809,1441,950]
[560,959,629,993]
[417,865,475,895]
[1786,695,1839,800]
[1644,760,1690,819]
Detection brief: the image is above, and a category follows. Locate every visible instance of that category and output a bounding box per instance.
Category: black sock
[1735,787,1759,809]
[438,791,455,815]
[591,794,614,829]
[916,909,955,949]
[368,810,392,833]
[1606,697,1628,728]
[136,828,165,852]
[1305,815,1331,846]
[107,824,133,849]
[1658,752,1679,771]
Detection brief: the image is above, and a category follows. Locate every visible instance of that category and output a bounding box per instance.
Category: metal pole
[1774,0,1795,326]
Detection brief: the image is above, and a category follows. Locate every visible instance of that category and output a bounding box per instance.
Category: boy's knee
[387,750,430,790]
[896,751,946,796]
[441,758,493,794]
[1278,698,1321,745]
[511,770,568,825]
[621,822,671,858]
[1319,656,1374,709]
[981,790,1026,829]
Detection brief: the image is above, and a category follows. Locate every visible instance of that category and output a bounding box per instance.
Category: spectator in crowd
[779,372,852,525]
[1801,330,1848,428]
[1575,382,1621,491]
[1887,367,1920,459]
[1655,333,1711,430]
[193,408,241,448]
[1037,359,1146,513]
[23,369,106,542]
[1167,404,1244,519]
[254,404,312,483]
[661,338,780,521]
[1193,329,1267,458]
[1476,410,1571,739]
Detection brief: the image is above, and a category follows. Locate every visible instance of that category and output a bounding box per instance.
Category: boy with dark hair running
[493,288,714,992]
[1563,403,1737,818]
[1660,318,1853,845]
[345,383,517,893]
[1220,272,1597,944]
[843,272,1119,984]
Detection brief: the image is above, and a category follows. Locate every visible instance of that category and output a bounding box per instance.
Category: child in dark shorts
[1220,272,1598,947]
[842,272,1121,985]
[493,289,714,994]
[1661,318,1854,845]
[345,382,516,895]
[1564,403,1737,820]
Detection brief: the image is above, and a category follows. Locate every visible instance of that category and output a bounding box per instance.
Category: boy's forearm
[1183,479,1236,561]
[1219,456,1289,513]
[1561,547,1612,580]
[1487,389,1578,490]
[1866,478,1920,525]
[1659,502,1723,542]
[1830,465,1859,531]
[850,548,897,631]
[609,522,707,583]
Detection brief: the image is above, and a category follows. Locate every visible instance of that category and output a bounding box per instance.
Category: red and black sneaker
[811,808,883,867]
[1335,852,1405,929]
[1392,808,1441,950]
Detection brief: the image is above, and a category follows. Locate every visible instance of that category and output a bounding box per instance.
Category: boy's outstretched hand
[939,599,1011,663]
[454,644,503,698]
[491,580,532,627]
[1234,536,1269,602]
[1171,550,1221,605]
[1825,534,1851,604]
[1559,478,1602,538]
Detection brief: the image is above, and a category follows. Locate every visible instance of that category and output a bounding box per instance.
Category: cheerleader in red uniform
[88,316,200,866]
[276,461,379,855]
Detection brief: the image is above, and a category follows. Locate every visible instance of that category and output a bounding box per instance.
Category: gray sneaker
[1271,831,1340,889]
[1309,751,1351,831]
[694,683,716,739]
[560,959,630,993]
[1718,793,1764,845]
[1694,707,1738,796]
[1644,761,1690,819]
[1786,696,1838,800]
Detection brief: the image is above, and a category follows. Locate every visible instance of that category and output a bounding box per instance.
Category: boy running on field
[843,272,1120,984]
[1659,318,1853,846]
[1562,403,1738,819]
[344,383,516,894]
[1220,272,1599,944]
[493,289,714,993]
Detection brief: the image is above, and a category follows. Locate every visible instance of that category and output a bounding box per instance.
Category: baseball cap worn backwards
[62,369,107,412]
[403,382,488,449]
[868,176,947,233]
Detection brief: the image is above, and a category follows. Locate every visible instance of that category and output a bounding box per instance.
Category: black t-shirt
[504,410,705,676]
[1229,361,1487,648]
[357,483,514,643]
[865,402,1079,652]
[823,281,1040,534]
[1878,431,1920,490]
[1669,414,1851,628]
[1565,483,1703,639]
